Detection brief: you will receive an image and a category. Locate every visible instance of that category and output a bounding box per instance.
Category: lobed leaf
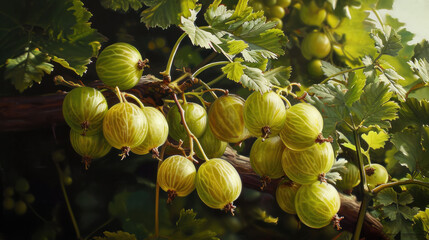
[408,58,429,84]
[371,25,402,57]
[140,0,197,29]
[180,9,222,49]
[100,0,144,11]
[263,66,291,88]
[361,130,389,150]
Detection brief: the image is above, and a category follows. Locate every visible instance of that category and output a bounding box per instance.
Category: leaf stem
[54,161,81,239]
[372,179,429,194]
[191,61,230,78]
[193,73,226,92]
[162,32,188,78]
[320,66,365,84]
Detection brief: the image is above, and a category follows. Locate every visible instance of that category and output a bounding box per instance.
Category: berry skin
[365,163,388,190]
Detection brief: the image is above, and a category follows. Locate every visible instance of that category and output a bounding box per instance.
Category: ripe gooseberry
[96,42,146,90]
[279,103,324,151]
[299,0,326,27]
[295,181,341,229]
[132,107,169,155]
[167,102,207,144]
[365,163,388,190]
[70,129,112,169]
[208,94,250,143]
[336,162,361,193]
[62,87,108,136]
[282,142,334,185]
[195,158,242,215]
[276,180,301,214]
[157,155,196,203]
[244,91,286,139]
[250,136,285,189]
[102,102,148,159]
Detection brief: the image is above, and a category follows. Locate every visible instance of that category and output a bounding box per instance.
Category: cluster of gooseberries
[249,0,292,29]
[60,41,388,228]
[3,178,34,216]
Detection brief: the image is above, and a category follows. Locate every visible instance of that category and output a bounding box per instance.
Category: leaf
[321,60,348,82]
[204,0,287,62]
[140,0,197,29]
[376,188,397,206]
[352,82,400,128]
[391,131,429,174]
[170,209,220,240]
[180,9,222,49]
[376,0,394,9]
[93,231,137,240]
[414,208,429,237]
[379,67,407,101]
[396,98,429,128]
[5,49,54,92]
[222,59,246,83]
[263,66,291,88]
[361,130,389,150]
[326,158,348,184]
[345,72,365,107]
[100,0,144,11]
[414,40,429,62]
[408,58,429,84]
[371,25,402,57]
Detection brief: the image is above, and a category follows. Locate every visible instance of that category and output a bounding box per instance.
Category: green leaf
[408,58,429,84]
[414,208,429,238]
[352,82,400,128]
[379,67,407,101]
[371,25,402,56]
[222,59,246,83]
[391,131,429,174]
[414,40,429,62]
[221,40,249,56]
[93,231,137,240]
[361,130,389,150]
[5,49,54,93]
[321,61,348,82]
[263,66,291,88]
[376,0,394,9]
[398,192,414,206]
[376,188,397,206]
[326,158,348,184]
[180,9,222,49]
[169,209,220,240]
[140,0,197,29]
[204,0,287,62]
[345,72,365,107]
[100,0,144,11]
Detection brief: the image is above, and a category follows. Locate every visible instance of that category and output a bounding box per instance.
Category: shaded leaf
[140,0,197,29]
[391,131,429,174]
[263,66,291,87]
[371,25,402,56]
[5,49,53,92]
[376,188,397,206]
[100,0,144,11]
[321,61,347,82]
[345,72,365,107]
[93,231,136,240]
[170,209,220,240]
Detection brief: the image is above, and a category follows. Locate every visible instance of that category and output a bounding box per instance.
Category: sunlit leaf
[408,58,429,84]
[169,209,220,240]
[180,9,222,49]
[345,72,365,107]
[263,66,291,88]
[361,130,389,150]
[140,0,197,29]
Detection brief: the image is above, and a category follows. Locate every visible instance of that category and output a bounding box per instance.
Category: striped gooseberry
[96,42,146,90]
[208,94,249,143]
[195,158,242,214]
[244,91,286,139]
[195,126,228,160]
[70,129,112,169]
[336,162,361,193]
[295,181,341,229]
[276,180,301,214]
[167,102,207,143]
[364,163,388,190]
[250,136,285,189]
[279,103,324,151]
[157,155,196,203]
[301,31,331,60]
[281,142,334,185]
[132,107,169,155]
[62,87,108,136]
[102,102,148,159]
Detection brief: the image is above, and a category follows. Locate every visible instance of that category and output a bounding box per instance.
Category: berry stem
[191,61,230,79]
[124,92,145,109]
[154,143,167,239]
[162,32,187,78]
[54,161,81,239]
[54,75,85,88]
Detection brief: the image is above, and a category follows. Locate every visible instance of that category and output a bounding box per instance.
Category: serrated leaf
[204,0,287,62]
[414,40,429,62]
[352,82,399,128]
[180,9,222,49]
[376,188,397,206]
[221,40,249,55]
[408,58,429,84]
[361,130,389,150]
[399,205,420,221]
[345,72,365,107]
[93,231,137,240]
[100,0,144,11]
[140,0,197,29]
[170,209,220,240]
[378,67,407,101]
[397,98,429,128]
[362,55,373,67]
[391,131,429,174]
[263,66,291,87]
[384,205,399,220]
[371,26,402,56]
[398,191,414,206]
[5,49,54,92]
[326,158,348,184]
[240,66,271,93]
[414,208,429,234]
[222,59,246,82]
[321,61,347,82]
